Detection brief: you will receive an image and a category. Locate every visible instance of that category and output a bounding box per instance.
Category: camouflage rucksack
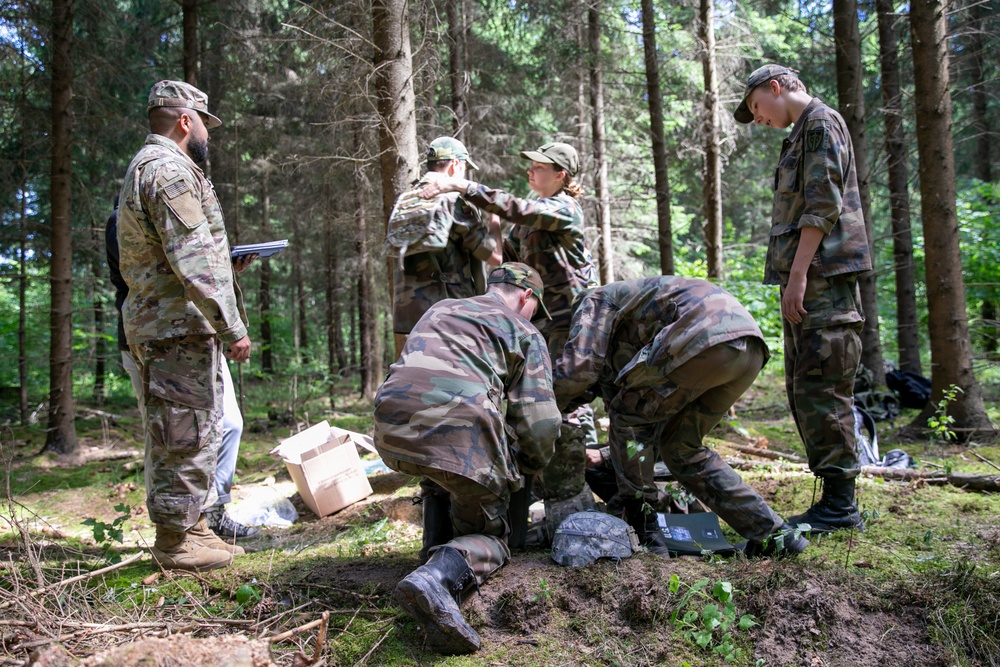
[550,510,639,567]
[385,187,454,267]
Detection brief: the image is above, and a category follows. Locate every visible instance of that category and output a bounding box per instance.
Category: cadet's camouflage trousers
[608,337,782,542]
[383,457,510,584]
[536,320,597,501]
[783,319,862,480]
[130,335,222,532]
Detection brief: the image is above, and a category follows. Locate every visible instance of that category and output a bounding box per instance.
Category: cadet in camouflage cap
[375,277,561,653]
[147,80,222,129]
[554,276,809,559]
[519,141,579,176]
[736,63,871,535]
[733,65,796,124]
[427,136,478,170]
[486,261,551,320]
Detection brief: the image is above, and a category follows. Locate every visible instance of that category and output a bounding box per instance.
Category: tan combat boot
[188,516,246,556]
[149,524,234,571]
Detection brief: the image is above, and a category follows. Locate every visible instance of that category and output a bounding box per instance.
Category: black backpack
[886,369,932,409]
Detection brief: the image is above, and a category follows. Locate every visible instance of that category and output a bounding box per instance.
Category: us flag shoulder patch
[162,178,190,199]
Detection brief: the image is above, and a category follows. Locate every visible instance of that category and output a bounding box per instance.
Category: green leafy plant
[669,576,758,662]
[82,503,131,564]
[927,384,964,442]
[530,578,552,603]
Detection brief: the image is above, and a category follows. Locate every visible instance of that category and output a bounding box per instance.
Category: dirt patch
[743,567,948,667]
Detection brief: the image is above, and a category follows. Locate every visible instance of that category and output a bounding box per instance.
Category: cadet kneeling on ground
[373,263,561,654]
[553,276,808,558]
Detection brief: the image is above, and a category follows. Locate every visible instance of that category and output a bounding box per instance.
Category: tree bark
[588,2,613,284]
[640,0,674,276]
[372,0,419,226]
[19,181,29,425]
[355,156,375,400]
[446,0,467,143]
[182,0,198,86]
[45,0,78,454]
[259,170,273,375]
[833,0,885,386]
[699,0,723,279]
[968,0,991,183]
[875,0,921,374]
[909,0,994,435]
[92,222,106,405]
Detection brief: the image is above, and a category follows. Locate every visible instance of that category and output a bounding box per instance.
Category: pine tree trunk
[93,219,106,405]
[260,172,273,375]
[575,16,588,179]
[588,2,613,284]
[447,0,466,142]
[876,0,921,375]
[19,181,29,425]
[833,0,885,386]
[909,0,994,435]
[45,0,77,455]
[700,0,723,279]
[640,0,674,276]
[355,158,375,400]
[372,0,418,224]
[968,1,991,183]
[182,0,198,86]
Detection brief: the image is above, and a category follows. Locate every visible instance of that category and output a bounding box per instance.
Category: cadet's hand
[233,253,258,273]
[585,448,603,467]
[419,176,469,199]
[781,274,808,324]
[225,335,252,363]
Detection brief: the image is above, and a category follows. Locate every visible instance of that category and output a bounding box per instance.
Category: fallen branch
[268,617,327,644]
[726,443,806,463]
[861,466,1000,492]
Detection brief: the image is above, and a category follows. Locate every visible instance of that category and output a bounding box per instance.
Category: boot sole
[393,577,480,654]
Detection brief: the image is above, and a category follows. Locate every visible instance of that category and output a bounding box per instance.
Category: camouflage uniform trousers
[130,334,222,533]
[782,298,863,480]
[535,317,596,501]
[384,457,510,585]
[608,337,782,542]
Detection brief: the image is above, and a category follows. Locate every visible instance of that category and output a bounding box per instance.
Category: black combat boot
[786,477,864,533]
[393,546,480,654]
[622,499,671,558]
[418,492,454,562]
[743,521,809,559]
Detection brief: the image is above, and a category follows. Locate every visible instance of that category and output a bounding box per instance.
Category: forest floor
[1,365,999,667]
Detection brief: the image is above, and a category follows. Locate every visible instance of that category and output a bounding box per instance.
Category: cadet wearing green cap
[419,141,598,508]
[375,262,560,654]
[735,64,871,533]
[390,136,501,357]
[117,80,250,572]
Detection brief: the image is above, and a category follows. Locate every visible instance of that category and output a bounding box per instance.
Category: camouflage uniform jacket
[463,184,597,329]
[553,277,769,422]
[765,98,872,286]
[117,134,247,344]
[392,173,498,333]
[374,293,561,496]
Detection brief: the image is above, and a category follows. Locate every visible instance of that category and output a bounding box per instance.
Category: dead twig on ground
[351,622,393,667]
[726,443,807,463]
[970,450,1000,473]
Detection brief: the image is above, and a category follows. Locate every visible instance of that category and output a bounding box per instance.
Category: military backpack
[385,187,455,267]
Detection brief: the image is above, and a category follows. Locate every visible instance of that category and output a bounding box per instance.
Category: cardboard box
[271,421,374,517]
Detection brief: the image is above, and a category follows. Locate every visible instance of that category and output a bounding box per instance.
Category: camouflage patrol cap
[487,261,551,320]
[734,65,797,124]
[427,137,478,170]
[551,510,639,567]
[147,80,222,129]
[520,142,579,177]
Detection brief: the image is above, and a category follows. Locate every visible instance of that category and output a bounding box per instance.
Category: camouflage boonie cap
[551,511,639,567]
[427,137,478,170]
[147,80,222,129]
[488,262,551,320]
[520,142,579,176]
[734,65,797,124]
